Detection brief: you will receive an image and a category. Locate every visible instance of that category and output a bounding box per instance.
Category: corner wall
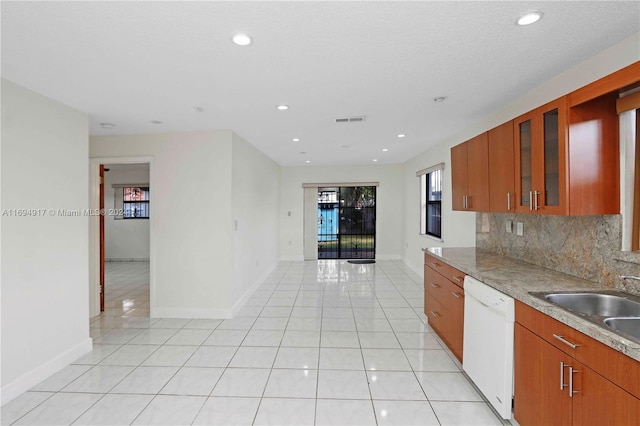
[231,133,281,311]
[1,79,91,404]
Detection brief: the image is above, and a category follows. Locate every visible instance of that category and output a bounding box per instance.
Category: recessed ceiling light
[150,120,163,125]
[100,122,115,129]
[292,138,300,142]
[232,33,252,46]
[276,105,289,111]
[517,12,543,26]
[397,134,406,138]
[382,148,389,152]
[373,159,378,162]
[433,96,447,103]
[305,160,311,164]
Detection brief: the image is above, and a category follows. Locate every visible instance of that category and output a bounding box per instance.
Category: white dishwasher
[462,276,515,419]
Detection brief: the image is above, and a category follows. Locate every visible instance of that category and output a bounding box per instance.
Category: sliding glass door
[317,186,376,259]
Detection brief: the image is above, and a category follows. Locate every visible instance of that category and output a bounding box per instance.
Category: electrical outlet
[506,220,513,234]
[516,222,524,236]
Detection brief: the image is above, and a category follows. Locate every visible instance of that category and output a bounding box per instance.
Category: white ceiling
[2,1,639,166]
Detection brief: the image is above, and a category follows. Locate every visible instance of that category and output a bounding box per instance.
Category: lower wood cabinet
[424,253,465,361]
[514,301,640,426]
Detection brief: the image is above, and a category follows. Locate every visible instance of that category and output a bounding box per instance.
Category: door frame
[88,156,155,318]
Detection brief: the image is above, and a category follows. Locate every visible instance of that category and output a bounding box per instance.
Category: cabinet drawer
[424,253,465,286]
[424,266,452,305]
[425,291,447,336]
[516,300,640,398]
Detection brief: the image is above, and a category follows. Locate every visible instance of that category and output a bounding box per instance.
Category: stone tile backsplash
[476,213,640,294]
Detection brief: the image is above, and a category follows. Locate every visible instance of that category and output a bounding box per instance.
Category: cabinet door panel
[514,114,536,212]
[451,143,468,211]
[539,98,567,214]
[466,133,490,211]
[572,360,640,426]
[488,121,515,212]
[514,324,572,426]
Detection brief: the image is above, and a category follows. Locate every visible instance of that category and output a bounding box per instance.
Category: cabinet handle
[553,334,579,349]
[430,311,440,318]
[507,192,512,211]
[451,291,462,299]
[453,276,462,283]
[529,191,533,211]
[431,262,440,268]
[533,190,540,211]
[430,283,440,289]
[569,366,580,397]
[560,362,569,390]
[462,195,467,209]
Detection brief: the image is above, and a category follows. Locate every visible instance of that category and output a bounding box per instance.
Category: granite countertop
[423,246,640,362]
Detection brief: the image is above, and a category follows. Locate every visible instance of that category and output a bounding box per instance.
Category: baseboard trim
[375,254,402,260]
[1,337,93,406]
[106,258,150,262]
[230,262,277,317]
[402,257,424,279]
[279,255,305,261]
[151,307,233,319]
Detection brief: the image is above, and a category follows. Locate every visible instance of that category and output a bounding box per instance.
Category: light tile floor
[2,260,507,425]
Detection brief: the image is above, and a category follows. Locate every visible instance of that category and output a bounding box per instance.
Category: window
[419,164,444,239]
[122,187,149,218]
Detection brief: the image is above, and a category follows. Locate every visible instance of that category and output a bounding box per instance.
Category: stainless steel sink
[604,317,640,341]
[544,293,640,317]
[529,290,640,344]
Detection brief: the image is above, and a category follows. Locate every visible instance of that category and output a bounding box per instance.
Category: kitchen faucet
[620,275,640,282]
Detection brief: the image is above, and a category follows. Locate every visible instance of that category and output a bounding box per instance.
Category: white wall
[279,164,404,260]
[231,133,280,310]
[1,79,91,404]
[104,164,150,261]
[400,32,640,274]
[402,145,477,273]
[91,131,234,318]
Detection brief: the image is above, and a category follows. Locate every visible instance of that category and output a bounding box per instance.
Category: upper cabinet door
[488,121,515,213]
[514,98,567,214]
[451,142,468,211]
[466,133,490,211]
[451,133,489,212]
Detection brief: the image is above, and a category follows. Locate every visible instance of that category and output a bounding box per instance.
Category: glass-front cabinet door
[514,98,566,214]
[517,118,533,210]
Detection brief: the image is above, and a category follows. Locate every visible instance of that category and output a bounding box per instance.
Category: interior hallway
[2,261,505,425]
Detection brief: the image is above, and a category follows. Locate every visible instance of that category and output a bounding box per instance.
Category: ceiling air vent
[335,116,366,123]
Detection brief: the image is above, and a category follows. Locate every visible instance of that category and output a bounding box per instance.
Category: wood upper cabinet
[514,301,640,426]
[488,121,515,212]
[451,133,489,212]
[567,93,619,215]
[514,97,567,214]
[513,94,619,215]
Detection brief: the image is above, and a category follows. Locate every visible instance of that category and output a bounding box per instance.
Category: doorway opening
[89,156,153,319]
[317,186,376,259]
